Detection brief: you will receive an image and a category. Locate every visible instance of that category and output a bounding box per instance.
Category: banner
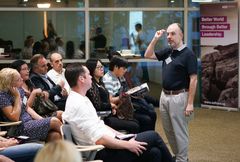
[200,2,239,110]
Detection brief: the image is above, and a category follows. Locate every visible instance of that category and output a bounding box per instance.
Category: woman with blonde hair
[0,68,62,142]
[34,140,82,162]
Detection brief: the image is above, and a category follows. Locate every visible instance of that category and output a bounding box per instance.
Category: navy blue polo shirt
[155,46,197,90]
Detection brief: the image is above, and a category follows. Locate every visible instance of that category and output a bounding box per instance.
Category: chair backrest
[60,123,104,161]
[60,123,76,144]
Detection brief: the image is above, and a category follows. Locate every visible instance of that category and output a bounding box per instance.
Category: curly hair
[0,68,19,92]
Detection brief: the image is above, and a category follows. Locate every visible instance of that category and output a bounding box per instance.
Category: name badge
[23,96,27,106]
[165,57,172,64]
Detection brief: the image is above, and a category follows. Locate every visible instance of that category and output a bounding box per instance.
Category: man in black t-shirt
[145,23,198,162]
[90,27,107,49]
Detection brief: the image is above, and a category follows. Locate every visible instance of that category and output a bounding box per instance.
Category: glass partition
[0,0,84,8]
[0,11,85,59]
[188,1,200,8]
[0,1,200,62]
[89,11,183,59]
[188,11,200,57]
[89,0,184,7]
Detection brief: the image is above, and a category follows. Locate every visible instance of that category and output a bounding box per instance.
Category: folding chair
[0,121,22,137]
[60,123,104,161]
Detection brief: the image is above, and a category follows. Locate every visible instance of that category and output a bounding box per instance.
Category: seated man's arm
[31,76,62,99]
[95,134,147,156]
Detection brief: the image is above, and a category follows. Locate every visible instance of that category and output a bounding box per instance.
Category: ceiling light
[56,0,61,2]
[23,0,28,2]
[37,3,51,8]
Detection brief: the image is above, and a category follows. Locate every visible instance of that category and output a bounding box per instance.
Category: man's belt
[163,88,188,95]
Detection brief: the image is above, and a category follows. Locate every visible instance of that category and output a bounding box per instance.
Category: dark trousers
[132,97,157,131]
[95,130,173,162]
[104,116,140,133]
[54,98,66,111]
[144,94,160,107]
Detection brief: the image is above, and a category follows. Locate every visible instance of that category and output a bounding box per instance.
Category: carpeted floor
[155,108,240,162]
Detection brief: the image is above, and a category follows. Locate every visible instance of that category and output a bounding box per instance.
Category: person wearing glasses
[86,58,140,133]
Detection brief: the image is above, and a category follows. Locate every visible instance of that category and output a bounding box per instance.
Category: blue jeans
[0,143,43,162]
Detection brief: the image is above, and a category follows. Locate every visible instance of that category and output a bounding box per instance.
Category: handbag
[33,95,58,116]
[116,93,134,120]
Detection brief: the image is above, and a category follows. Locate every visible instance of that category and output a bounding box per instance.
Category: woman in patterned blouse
[0,68,62,142]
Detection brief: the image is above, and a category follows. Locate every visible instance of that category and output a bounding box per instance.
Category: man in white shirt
[62,63,173,162]
[47,52,70,95]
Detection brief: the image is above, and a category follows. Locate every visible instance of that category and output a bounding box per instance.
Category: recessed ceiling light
[37,3,51,8]
[56,0,61,2]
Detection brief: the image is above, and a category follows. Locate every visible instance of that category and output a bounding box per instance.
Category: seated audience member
[22,35,34,59]
[62,63,173,162]
[41,40,50,58]
[10,60,62,120]
[30,54,67,110]
[34,140,82,162]
[86,58,139,133]
[75,41,85,59]
[0,68,62,142]
[32,41,42,55]
[109,51,159,107]
[55,37,66,58]
[103,55,156,132]
[47,53,70,95]
[65,41,75,59]
[0,138,43,162]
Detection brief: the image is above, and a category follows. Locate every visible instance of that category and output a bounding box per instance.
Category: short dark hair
[107,51,121,61]
[96,27,102,34]
[109,55,128,71]
[65,63,85,88]
[135,23,142,29]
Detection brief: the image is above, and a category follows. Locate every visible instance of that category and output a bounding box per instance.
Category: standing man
[145,23,198,162]
[47,52,70,95]
[90,27,107,50]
